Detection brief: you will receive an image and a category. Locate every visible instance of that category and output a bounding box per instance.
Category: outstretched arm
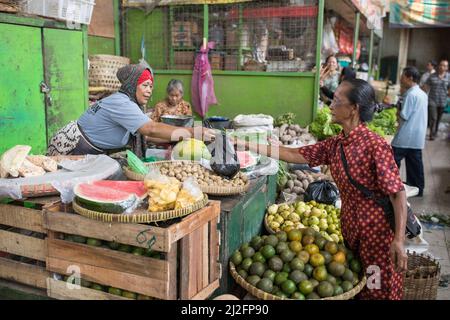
[235,139,309,164]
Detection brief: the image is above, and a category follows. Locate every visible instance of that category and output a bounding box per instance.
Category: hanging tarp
[351,0,387,35]
[122,0,253,6]
[389,0,450,28]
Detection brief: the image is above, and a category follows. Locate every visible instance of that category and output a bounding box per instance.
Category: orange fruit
[297,250,310,264]
[333,251,346,264]
[287,229,302,242]
[301,235,315,246]
[312,265,328,281]
[324,241,338,255]
[310,253,325,267]
[289,240,302,253]
[304,244,320,256]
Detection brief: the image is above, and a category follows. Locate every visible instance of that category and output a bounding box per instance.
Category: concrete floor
[398,121,450,300]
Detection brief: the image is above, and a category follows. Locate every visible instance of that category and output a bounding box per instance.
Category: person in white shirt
[419,60,436,89]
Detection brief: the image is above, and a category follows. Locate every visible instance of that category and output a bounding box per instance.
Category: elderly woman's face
[329,82,356,125]
[167,89,183,106]
[136,80,153,106]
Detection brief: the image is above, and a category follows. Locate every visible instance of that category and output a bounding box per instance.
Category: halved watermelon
[91,180,147,200]
[74,182,139,214]
[236,151,258,169]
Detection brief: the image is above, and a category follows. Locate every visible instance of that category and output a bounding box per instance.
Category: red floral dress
[299,123,404,300]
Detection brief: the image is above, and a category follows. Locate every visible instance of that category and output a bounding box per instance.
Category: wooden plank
[180,231,195,299]
[43,209,170,252]
[46,278,130,300]
[0,257,49,289]
[88,0,115,38]
[47,239,168,281]
[46,257,169,300]
[0,230,46,261]
[0,204,46,234]
[209,219,219,283]
[202,223,209,288]
[168,201,221,244]
[190,279,220,300]
[166,243,177,300]
[0,279,48,299]
[196,227,203,294]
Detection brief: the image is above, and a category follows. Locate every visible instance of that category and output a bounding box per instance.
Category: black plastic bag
[210,132,240,178]
[304,180,339,205]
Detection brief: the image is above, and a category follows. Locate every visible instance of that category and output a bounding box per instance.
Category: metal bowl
[203,116,231,130]
[160,115,194,127]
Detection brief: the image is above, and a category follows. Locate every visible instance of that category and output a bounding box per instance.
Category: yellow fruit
[333,251,346,264]
[275,216,284,224]
[304,244,320,255]
[267,215,274,222]
[330,234,340,243]
[289,241,303,253]
[269,222,281,230]
[287,229,302,242]
[325,241,338,255]
[288,213,300,222]
[283,226,294,233]
[311,207,322,218]
[310,253,325,267]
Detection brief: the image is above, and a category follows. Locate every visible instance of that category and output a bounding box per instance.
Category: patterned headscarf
[116,60,153,105]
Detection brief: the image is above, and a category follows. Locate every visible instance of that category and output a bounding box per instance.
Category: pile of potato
[281,169,329,196]
[273,124,316,146]
[158,162,248,188]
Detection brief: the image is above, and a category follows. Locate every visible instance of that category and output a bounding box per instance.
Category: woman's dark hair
[342,78,378,122]
[340,67,356,82]
[403,66,420,83]
[429,60,437,69]
[325,54,336,64]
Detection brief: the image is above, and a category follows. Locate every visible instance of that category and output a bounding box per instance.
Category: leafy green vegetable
[309,107,342,140]
[368,108,398,136]
[274,113,296,127]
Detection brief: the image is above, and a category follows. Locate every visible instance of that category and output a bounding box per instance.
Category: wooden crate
[0,197,58,290]
[43,201,221,300]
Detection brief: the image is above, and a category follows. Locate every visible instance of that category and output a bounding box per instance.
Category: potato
[293,187,303,194]
[294,180,303,187]
[168,171,175,177]
[286,180,294,189]
[283,188,292,194]
[302,179,309,189]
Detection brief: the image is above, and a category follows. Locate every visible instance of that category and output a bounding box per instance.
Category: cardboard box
[174,51,195,64]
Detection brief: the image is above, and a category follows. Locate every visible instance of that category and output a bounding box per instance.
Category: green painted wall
[150,73,316,126]
[88,35,116,55]
[0,23,47,154]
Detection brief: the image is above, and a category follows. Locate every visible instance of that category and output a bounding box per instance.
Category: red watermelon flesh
[236,151,257,169]
[92,180,147,200]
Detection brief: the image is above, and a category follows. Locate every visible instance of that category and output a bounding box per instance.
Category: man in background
[419,60,436,89]
[392,67,428,197]
[424,59,449,140]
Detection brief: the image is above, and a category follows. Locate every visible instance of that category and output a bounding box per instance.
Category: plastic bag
[304,180,339,205]
[144,168,181,212]
[322,21,339,57]
[210,132,240,178]
[175,177,204,209]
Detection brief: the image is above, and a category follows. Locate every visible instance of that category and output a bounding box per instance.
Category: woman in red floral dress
[239,79,408,299]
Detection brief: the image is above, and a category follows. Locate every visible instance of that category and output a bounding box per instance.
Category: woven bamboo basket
[123,160,251,196]
[89,55,130,92]
[230,262,366,300]
[264,213,277,235]
[403,251,440,300]
[72,195,208,224]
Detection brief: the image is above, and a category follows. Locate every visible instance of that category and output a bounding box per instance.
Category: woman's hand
[390,238,408,273]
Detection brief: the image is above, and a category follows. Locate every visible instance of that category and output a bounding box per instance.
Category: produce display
[171,139,212,161]
[266,201,343,244]
[0,145,58,178]
[61,234,161,300]
[273,124,316,146]
[157,162,248,189]
[367,107,397,137]
[230,228,363,299]
[278,167,329,197]
[74,181,147,214]
[309,107,342,141]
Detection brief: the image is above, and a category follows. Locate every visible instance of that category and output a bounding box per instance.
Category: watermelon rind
[74,183,139,214]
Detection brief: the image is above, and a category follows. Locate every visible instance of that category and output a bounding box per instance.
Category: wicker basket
[403,251,440,300]
[230,262,366,300]
[89,55,130,92]
[123,160,251,196]
[72,194,208,224]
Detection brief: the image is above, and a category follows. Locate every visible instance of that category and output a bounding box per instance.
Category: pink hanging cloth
[191,41,218,118]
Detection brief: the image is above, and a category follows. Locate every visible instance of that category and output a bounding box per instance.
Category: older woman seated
[151,79,193,122]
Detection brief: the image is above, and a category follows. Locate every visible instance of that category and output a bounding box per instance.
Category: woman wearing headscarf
[47,61,213,157]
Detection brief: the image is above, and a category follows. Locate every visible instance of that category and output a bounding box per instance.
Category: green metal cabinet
[0,15,88,154]
[210,174,277,296]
